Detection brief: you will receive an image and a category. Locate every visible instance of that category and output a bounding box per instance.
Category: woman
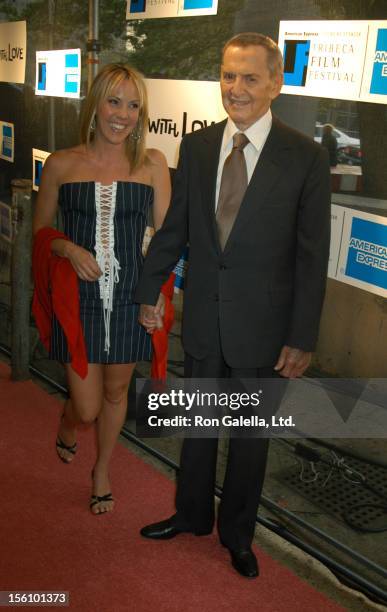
[33,64,170,514]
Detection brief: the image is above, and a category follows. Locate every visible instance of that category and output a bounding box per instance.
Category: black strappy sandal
[90,493,114,515]
[55,436,77,463]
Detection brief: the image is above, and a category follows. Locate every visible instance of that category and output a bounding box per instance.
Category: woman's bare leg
[91,363,136,514]
[56,364,104,462]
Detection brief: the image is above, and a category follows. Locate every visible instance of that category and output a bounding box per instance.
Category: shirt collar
[222,109,272,153]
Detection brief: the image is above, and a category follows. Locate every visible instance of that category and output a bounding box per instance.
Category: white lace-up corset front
[94,182,121,354]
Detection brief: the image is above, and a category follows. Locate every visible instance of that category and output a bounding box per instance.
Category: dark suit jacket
[135,116,331,368]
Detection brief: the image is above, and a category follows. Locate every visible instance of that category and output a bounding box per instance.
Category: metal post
[48,0,56,152]
[10,179,32,381]
[87,0,100,91]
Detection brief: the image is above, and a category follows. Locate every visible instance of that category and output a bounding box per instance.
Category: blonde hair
[80,63,149,172]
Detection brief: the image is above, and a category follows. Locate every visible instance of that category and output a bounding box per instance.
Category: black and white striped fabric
[50,181,153,364]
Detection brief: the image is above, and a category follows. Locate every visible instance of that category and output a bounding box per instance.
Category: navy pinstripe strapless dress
[50,181,153,364]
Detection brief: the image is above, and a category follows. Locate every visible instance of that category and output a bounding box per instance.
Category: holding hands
[139,293,165,334]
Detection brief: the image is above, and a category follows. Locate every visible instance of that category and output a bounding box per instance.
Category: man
[135,33,330,578]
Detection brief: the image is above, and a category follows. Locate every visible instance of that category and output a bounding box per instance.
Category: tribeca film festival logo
[370,28,387,95]
[345,217,387,290]
[283,40,311,86]
[0,44,24,63]
[283,32,361,87]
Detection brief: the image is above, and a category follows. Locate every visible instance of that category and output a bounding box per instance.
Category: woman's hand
[65,243,102,281]
[139,293,165,334]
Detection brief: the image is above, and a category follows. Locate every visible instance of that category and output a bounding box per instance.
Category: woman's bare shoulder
[44,145,89,183]
[146,147,168,166]
[146,148,169,182]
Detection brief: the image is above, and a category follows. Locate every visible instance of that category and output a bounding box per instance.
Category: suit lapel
[223,117,292,255]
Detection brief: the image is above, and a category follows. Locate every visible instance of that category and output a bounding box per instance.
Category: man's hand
[139,293,165,334]
[274,345,312,378]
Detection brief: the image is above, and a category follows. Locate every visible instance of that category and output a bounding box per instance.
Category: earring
[90,115,96,131]
[130,123,142,141]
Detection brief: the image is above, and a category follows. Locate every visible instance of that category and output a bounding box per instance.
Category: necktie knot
[233,132,249,151]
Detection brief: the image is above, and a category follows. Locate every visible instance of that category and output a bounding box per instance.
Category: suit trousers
[174,331,281,551]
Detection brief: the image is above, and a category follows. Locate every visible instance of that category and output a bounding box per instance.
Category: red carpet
[0,362,345,611]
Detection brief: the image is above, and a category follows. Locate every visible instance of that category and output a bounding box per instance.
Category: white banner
[145,78,225,167]
[0,21,26,84]
[0,121,14,162]
[278,20,387,104]
[35,49,81,99]
[32,148,50,192]
[126,0,218,19]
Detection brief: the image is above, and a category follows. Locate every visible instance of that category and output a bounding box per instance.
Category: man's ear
[271,73,283,100]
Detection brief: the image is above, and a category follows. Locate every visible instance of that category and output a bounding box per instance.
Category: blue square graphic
[2,143,12,157]
[345,217,387,290]
[184,0,213,8]
[129,0,146,13]
[3,125,12,138]
[2,126,12,158]
[283,40,310,86]
[370,28,387,96]
[65,53,78,68]
[38,62,47,91]
[64,74,78,94]
[34,160,43,187]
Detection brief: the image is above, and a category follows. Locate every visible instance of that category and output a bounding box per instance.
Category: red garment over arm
[32,227,88,379]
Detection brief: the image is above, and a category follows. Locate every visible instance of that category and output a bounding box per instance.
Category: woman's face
[95,77,140,146]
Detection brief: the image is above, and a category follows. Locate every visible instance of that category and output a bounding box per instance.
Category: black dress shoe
[140,517,188,540]
[228,548,259,578]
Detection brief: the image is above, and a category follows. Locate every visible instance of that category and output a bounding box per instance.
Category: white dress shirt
[215,109,273,210]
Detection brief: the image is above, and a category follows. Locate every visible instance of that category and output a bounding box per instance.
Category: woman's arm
[148,148,171,231]
[142,149,172,330]
[32,151,101,281]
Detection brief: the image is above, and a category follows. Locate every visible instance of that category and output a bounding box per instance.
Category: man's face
[220,45,283,131]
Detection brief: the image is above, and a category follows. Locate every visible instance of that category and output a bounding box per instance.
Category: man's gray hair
[222,32,284,78]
